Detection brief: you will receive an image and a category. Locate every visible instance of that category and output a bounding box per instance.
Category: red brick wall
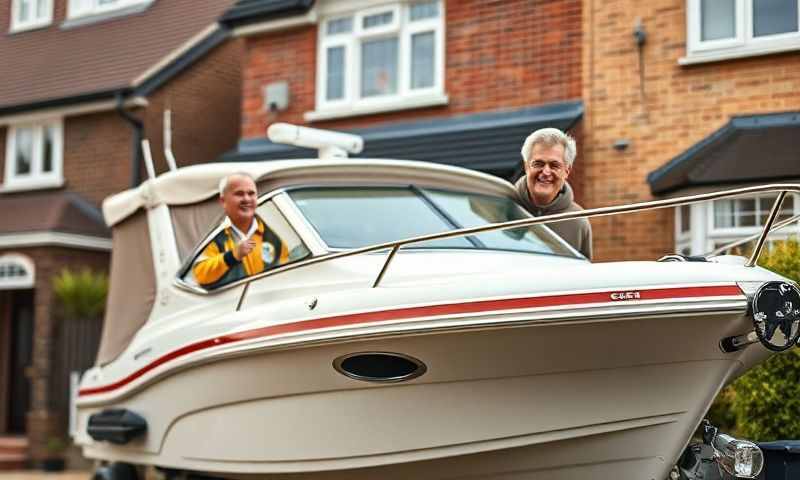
[241,0,582,138]
[581,0,800,261]
[143,38,244,175]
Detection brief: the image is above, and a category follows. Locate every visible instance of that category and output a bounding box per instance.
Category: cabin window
[184,199,311,291]
[674,194,800,255]
[3,120,63,192]
[288,186,581,258]
[10,0,52,32]
[683,0,800,64]
[311,0,445,120]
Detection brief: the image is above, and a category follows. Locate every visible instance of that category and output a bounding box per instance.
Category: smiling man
[514,128,592,259]
[193,172,288,288]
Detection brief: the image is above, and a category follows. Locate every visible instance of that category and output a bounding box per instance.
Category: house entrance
[1,290,34,434]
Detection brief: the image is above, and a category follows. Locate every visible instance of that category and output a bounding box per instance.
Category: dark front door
[7,290,33,433]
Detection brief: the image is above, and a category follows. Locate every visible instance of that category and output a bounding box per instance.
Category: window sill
[679,41,800,65]
[305,93,449,122]
[0,179,64,194]
[9,19,52,34]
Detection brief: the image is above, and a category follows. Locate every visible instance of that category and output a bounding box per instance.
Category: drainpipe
[115,92,144,187]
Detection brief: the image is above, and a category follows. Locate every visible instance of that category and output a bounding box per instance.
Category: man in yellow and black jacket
[193,173,289,289]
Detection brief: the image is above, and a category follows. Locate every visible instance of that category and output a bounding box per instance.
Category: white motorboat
[73,124,800,480]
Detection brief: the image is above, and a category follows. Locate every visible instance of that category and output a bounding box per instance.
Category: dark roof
[221,101,584,178]
[648,112,800,195]
[219,0,314,28]
[0,0,237,114]
[0,191,108,237]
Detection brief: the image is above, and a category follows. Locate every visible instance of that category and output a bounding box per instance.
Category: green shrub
[52,268,108,319]
[710,239,800,441]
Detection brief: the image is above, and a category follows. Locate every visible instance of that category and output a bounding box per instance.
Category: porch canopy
[647,112,800,197]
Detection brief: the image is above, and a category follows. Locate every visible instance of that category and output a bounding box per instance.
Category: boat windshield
[288,186,582,258]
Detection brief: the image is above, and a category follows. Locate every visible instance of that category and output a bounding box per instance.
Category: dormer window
[10,0,53,32]
[67,0,153,19]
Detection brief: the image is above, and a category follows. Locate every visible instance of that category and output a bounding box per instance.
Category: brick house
[581,0,800,261]
[0,0,242,466]
[218,0,584,191]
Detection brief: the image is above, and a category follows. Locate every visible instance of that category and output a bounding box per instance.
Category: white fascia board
[232,9,318,37]
[0,232,112,251]
[0,97,148,127]
[131,23,221,88]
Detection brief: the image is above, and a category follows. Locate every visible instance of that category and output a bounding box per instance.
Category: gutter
[115,92,145,188]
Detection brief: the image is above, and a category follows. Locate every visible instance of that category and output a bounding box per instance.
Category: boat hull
[77,306,762,479]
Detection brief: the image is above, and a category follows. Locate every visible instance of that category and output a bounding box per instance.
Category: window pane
[289,187,472,249]
[754,0,798,36]
[680,205,691,233]
[410,1,439,21]
[738,198,756,226]
[760,194,795,223]
[19,0,31,22]
[327,17,353,35]
[424,189,579,257]
[714,199,734,228]
[43,125,56,173]
[701,0,736,41]
[411,31,435,89]
[361,38,398,97]
[363,11,393,29]
[326,47,345,101]
[14,128,33,176]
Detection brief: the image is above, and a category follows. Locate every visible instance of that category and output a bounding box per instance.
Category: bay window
[683,0,800,63]
[313,0,445,119]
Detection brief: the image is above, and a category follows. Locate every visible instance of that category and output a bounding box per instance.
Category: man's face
[220,175,257,228]
[524,143,571,206]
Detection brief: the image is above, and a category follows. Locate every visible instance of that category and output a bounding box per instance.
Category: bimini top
[102,159,516,227]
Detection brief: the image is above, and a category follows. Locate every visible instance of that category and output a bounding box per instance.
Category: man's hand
[234,235,256,260]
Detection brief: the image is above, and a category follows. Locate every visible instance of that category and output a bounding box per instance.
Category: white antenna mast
[141,139,156,180]
[163,109,178,171]
[267,123,363,159]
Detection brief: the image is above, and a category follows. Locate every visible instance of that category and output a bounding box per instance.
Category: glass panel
[327,17,353,35]
[738,198,757,226]
[714,200,735,228]
[701,0,736,41]
[754,0,798,36]
[19,0,31,22]
[326,46,345,101]
[289,187,472,249]
[363,11,393,29]
[760,194,795,223]
[411,31,435,89]
[188,200,310,289]
[36,0,48,18]
[680,205,691,233]
[361,38,398,97]
[424,189,579,257]
[410,1,439,21]
[14,128,33,176]
[42,125,56,173]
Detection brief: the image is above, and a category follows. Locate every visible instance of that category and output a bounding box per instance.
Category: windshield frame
[285,184,583,259]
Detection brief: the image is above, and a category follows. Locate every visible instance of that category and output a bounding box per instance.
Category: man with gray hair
[515,127,592,259]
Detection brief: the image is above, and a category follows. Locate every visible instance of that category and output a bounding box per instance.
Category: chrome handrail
[208,183,800,303]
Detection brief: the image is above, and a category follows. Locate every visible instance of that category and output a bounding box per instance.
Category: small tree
[712,239,800,440]
[52,268,108,319]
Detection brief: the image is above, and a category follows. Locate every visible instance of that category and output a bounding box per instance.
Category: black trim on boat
[88,409,147,444]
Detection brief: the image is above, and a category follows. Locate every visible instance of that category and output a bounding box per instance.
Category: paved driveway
[0,471,90,480]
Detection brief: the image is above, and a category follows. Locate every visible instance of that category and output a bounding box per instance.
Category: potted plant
[41,437,66,472]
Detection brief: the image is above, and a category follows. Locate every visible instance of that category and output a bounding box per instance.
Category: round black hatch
[333,352,427,383]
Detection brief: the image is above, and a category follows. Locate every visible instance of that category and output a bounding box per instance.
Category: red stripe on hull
[78,285,742,397]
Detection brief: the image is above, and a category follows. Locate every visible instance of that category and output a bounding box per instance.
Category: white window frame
[674,195,800,255]
[682,0,800,64]
[310,0,446,121]
[10,0,53,33]
[3,119,64,192]
[0,254,35,290]
[67,0,152,19]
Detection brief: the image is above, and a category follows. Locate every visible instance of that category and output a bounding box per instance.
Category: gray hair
[520,128,577,167]
[218,172,257,197]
